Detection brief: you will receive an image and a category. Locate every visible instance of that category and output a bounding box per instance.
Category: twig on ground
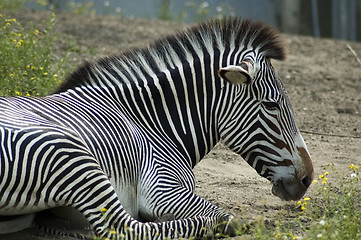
[346,43,361,67]
[300,130,361,139]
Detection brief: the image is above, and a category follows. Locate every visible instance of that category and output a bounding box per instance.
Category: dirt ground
[2,10,361,239]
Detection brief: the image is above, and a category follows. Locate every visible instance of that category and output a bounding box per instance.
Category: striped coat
[0,18,313,239]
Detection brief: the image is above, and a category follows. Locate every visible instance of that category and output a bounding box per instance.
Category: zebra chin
[271,177,309,201]
[271,146,314,201]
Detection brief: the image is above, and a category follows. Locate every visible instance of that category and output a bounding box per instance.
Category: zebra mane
[54,17,286,93]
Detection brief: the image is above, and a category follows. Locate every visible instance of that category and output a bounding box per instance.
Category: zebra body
[0,18,314,239]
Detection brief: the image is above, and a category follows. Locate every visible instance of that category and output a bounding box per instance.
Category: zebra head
[217,22,314,201]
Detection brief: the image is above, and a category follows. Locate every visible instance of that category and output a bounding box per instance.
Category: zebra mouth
[272,179,295,201]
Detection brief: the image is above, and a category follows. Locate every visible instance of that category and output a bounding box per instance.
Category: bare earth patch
[3,10,361,239]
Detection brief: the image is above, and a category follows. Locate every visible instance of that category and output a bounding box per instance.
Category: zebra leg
[136,158,250,238]
[68,171,228,239]
[68,157,234,238]
[51,157,241,239]
[147,189,248,237]
[75,184,238,239]
[139,180,237,237]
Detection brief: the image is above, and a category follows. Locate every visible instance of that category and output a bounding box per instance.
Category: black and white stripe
[0,18,312,239]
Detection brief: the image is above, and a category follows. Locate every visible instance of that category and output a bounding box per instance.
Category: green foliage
[0,0,25,10]
[0,12,71,96]
[242,164,361,240]
[303,165,361,240]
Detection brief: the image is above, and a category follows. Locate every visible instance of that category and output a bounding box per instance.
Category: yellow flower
[43,72,48,76]
[313,180,318,184]
[323,177,328,181]
[34,29,39,35]
[304,197,310,201]
[301,206,306,211]
[12,18,16,22]
[109,230,117,234]
[100,208,107,213]
[355,166,359,170]
[297,201,301,205]
[319,174,324,179]
[16,40,23,47]
[349,164,355,169]
[15,91,20,95]
[324,172,329,175]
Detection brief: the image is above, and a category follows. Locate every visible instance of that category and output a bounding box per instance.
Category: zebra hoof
[0,214,35,234]
[225,218,250,237]
[215,216,250,238]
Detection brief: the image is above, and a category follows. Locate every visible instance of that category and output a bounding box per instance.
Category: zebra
[0,18,314,239]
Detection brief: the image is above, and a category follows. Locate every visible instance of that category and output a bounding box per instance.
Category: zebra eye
[237,62,248,71]
[262,101,280,110]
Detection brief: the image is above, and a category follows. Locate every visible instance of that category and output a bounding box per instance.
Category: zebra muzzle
[271,176,309,201]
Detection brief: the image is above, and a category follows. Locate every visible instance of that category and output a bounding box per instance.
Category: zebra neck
[112,62,223,167]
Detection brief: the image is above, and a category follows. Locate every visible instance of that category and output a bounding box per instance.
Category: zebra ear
[218,65,252,85]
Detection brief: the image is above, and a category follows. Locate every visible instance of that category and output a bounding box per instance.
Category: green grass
[243,164,361,240]
[303,164,361,240]
[0,0,25,11]
[0,12,71,97]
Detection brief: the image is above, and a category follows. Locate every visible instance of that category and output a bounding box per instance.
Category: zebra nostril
[301,175,312,188]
